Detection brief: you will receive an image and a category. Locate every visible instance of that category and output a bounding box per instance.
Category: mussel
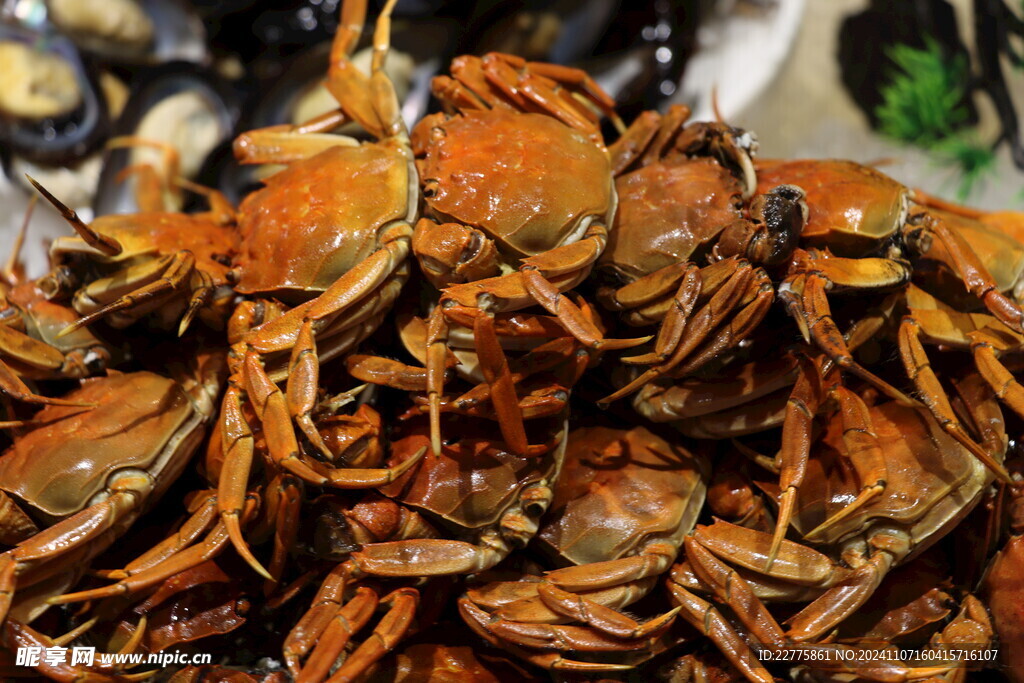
[93,64,240,216]
[4,0,208,66]
[0,22,109,165]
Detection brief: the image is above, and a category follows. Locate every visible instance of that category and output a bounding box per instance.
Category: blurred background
[2,0,1023,274]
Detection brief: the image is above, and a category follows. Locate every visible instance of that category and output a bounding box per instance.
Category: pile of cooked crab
[1,1,1023,681]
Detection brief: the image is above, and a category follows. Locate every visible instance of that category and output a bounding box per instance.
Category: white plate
[676,0,807,122]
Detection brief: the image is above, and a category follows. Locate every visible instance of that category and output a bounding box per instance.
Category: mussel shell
[53,0,208,66]
[460,0,699,116]
[6,0,207,66]
[0,23,109,165]
[461,0,618,63]
[93,64,240,216]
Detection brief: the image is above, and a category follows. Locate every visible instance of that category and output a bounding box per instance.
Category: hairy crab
[751,160,1024,470]
[217,0,421,578]
[594,106,806,404]
[460,423,708,672]
[0,205,118,408]
[0,350,225,643]
[674,391,1001,646]
[405,51,649,456]
[0,278,116,408]
[270,412,567,681]
[29,144,239,337]
[352,414,565,578]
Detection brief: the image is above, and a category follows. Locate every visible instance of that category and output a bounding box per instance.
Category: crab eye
[430,126,446,141]
[423,179,439,198]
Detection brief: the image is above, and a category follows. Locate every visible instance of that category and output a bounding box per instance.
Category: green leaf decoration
[874,38,994,200]
[875,38,970,144]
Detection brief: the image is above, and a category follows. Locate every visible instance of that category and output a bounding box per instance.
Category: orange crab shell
[378,418,561,530]
[413,109,613,260]
[0,371,200,519]
[234,144,411,297]
[600,158,744,282]
[754,159,907,256]
[537,425,708,566]
[53,211,239,285]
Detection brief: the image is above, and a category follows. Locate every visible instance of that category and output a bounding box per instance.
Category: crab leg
[425,305,451,455]
[804,386,888,538]
[521,270,647,352]
[49,495,259,605]
[766,354,824,570]
[423,311,585,456]
[179,269,215,336]
[781,264,914,405]
[0,478,156,623]
[286,319,331,458]
[108,137,182,210]
[694,521,846,590]
[458,599,633,672]
[264,473,303,594]
[324,587,419,683]
[681,556,961,683]
[606,264,754,393]
[641,263,705,363]
[217,383,270,579]
[905,212,1024,333]
[970,337,1024,420]
[472,579,657,616]
[467,607,671,652]
[502,58,624,131]
[898,317,1012,482]
[96,491,220,580]
[439,225,649,352]
[534,584,679,639]
[473,312,528,455]
[665,581,775,683]
[353,537,511,577]
[424,384,569,423]
[599,260,700,321]
[693,520,894,643]
[668,271,774,377]
[260,275,406,385]
[60,250,197,337]
[236,0,400,157]
[770,378,889,568]
[670,555,829,603]
[297,586,379,683]
[441,308,571,338]
[785,552,894,642]
[684,537,788,647]
[0,356,91,407]
[467,553,681,642]
[282,563,356,675]
[601,262,768,402]
[450,337,583,409]
[234,126,360,165]
[346,354,428,390]
[26,177,123,256]
[607,109,663,174]
[243,351,427,487]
